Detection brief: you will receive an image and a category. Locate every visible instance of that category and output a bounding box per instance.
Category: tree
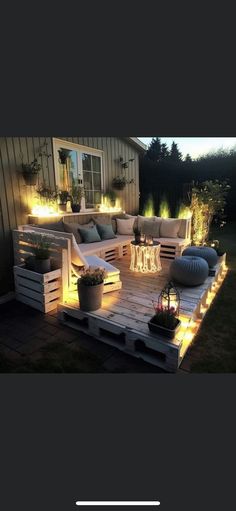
[185,153,192,163]
[160,143,170,160]
[169,141,182,162]
[146,137,162,162]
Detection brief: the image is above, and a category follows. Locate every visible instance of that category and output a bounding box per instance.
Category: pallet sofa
[13,214,191,310]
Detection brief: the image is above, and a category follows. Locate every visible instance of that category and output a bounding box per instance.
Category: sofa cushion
[137,215,158,232]
[160,218,181,238]
[111,213,131,233]
[92,215,112,225]
[63,221,93,244]
[116,217,135,235]
[37,219,64,232]
[178,219,189,238]
[71,235,89,268]
[85,255,120,276]
[78,224,101,243]
[96,223,116,240]
[142,217,162,238]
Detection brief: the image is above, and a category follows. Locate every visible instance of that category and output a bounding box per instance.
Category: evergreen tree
[185,153,192,163]
[170,141,182,162]
[146,137,162,162]
[160,143,170,160]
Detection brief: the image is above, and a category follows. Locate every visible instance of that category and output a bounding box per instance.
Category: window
[53,138,103,209]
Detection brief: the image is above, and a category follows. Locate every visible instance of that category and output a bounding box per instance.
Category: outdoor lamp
[158,281,180,316]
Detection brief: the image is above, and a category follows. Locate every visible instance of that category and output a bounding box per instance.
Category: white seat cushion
[85,255,120,276]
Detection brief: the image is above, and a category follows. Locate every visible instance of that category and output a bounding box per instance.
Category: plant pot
[22,172,38,186]
[34,258,51,274]
[110,199,116,207]
[148,316,181,339]
[59,203,67,212]
[78,281,104,311]
[113,183,126,190]
[71,204,81,213]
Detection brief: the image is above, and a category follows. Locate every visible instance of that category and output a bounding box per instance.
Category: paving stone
[69,335,116,360]
[17,337,48,355]
[102,352,163,373]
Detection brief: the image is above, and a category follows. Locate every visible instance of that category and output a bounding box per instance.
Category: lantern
[158,281,180,316]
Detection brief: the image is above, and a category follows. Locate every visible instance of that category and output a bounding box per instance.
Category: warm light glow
[176,203,192,219]
[99,195,122,213]
[142,194,155,217]
[159,196,170,218]
[31,204,59,217]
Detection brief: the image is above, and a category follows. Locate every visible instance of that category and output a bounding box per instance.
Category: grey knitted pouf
[170,256,209,286]
[182,246,218,268]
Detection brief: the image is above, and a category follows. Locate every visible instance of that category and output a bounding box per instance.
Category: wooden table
[130,241,162,273]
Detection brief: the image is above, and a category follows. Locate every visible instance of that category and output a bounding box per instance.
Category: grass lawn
[189,221,236,372]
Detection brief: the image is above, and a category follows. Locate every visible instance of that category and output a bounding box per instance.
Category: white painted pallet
[14,265,62,313]
[58,255,227,372]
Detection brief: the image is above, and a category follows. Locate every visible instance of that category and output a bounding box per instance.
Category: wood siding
[0,137,140,295]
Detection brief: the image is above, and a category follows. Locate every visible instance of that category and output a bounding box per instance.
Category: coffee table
[130,241,162,273]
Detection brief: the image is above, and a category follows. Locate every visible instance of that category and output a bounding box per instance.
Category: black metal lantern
[158,281,180,316]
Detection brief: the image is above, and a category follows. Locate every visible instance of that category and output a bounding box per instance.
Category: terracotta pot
[59,203,67,212]
[78,281,104,311]
[22,172,38,186]
[148,316,181,339]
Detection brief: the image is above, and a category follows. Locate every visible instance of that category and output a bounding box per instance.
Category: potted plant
[70,184,84,213]
[58,190,70,212]
[148,303,181,339]
[77,267,106,311]
[26,234,51,274]
[112,176,134,190]
[21,158,41,186]
[105,189,117,207]
[58,148,71,165]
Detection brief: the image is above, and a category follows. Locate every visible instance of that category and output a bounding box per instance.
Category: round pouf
[182,246,218,268]
[170,256,209,286]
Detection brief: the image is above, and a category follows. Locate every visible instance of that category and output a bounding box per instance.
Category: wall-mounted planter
[22,172,39,186]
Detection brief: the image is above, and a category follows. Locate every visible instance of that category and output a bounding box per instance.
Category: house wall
[0,137,140,295]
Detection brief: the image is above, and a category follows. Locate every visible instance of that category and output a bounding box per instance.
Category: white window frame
[52,138,104,210]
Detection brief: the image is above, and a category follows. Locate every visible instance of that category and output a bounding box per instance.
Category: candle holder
[140,233,146,244]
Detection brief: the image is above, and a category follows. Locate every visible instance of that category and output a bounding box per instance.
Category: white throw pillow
[160,218,182,238]
[116,217,135,235]
[178,219,188,238]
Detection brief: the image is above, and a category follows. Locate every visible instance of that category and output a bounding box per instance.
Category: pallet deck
[58,254,227,372]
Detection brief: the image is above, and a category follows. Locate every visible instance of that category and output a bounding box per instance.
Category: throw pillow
[111,213,130,234]
[63,221,94,244]
[78,224,101,243]
[96,223,116,240]
[142,217,162,238]
[92,215,111,225]
[137,215,156,232]
[178,219,188,238]
[37,220,64,232]
[116,217,135,235]
[160,218,182,238]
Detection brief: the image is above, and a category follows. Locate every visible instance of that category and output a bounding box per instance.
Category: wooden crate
[14,265,62,313]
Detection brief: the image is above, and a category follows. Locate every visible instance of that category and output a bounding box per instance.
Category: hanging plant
[112,176,134,190]
[21,158,41,186]
[58,148,71,165]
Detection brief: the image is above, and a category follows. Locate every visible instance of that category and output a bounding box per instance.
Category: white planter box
[14,265,62,313]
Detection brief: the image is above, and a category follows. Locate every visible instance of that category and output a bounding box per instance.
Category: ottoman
[182,246,218,268]
[170,256,209,286]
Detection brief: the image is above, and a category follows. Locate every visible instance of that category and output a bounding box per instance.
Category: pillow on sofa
[63,221,93,244]
[96,223,116,240]
[116,217,135,235]
[142,217,162,238]
[92,215,112,225]
[178,219,188,238]
[160,218,181,238]
[111,213,130,233]
[37,220,64,232]
[137,215,156,232]
[78,224,101,243]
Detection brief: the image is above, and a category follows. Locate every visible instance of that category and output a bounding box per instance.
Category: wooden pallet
[58,255,227,372]
[14,265,62,313]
